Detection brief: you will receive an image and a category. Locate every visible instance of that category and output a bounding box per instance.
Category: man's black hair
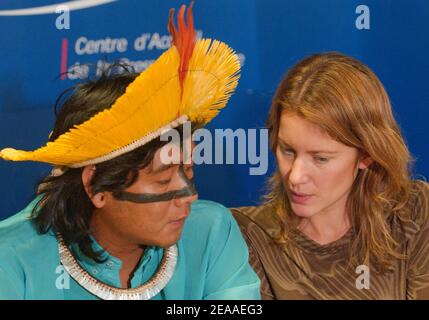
[33,64,193,262]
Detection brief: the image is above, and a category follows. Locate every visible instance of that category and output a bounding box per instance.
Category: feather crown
[0,3,240,167]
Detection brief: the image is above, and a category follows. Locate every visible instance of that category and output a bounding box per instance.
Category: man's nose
[174,192,198,207]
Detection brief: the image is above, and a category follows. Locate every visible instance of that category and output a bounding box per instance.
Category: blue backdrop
[0,0,428,219]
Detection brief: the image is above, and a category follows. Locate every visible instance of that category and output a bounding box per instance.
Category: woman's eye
[282,148,294,156]
[315,156,329,163]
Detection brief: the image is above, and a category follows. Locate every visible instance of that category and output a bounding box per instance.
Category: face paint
[114,166,197,203]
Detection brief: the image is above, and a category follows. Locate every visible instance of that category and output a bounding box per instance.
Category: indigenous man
[0,4,260,300]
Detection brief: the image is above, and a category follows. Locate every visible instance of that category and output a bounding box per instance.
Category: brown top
[231,180,429,300]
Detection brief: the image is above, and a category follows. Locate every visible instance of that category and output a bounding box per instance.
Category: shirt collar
[69,235,158,287]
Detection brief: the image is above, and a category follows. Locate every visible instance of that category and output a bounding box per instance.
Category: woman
[232,52,429,299]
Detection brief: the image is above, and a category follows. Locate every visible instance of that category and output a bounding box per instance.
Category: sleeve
[0,247,25,299]
[202,208,261,300]
[406,181,429,300]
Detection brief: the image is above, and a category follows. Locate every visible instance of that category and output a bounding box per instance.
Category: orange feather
[168,2,196,95]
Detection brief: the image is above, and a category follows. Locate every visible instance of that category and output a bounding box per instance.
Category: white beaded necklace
[57,233,177,300]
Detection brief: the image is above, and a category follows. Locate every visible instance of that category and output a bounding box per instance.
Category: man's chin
[139,224,185,248]
[157,232,183,248]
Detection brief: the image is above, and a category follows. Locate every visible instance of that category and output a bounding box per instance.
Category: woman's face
[276,112,369,220]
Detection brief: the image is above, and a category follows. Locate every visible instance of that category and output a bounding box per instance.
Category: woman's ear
[81,165,106,208]
[358,154,374,170]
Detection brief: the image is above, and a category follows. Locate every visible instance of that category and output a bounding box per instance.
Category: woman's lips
[290,191,313,204]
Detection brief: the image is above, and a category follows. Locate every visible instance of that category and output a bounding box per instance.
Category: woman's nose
[288,158,309,185]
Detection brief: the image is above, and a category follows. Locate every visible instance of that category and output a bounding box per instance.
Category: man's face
[93,146,198,248]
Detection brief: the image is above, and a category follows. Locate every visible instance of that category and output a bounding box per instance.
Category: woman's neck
[298,208,351,245]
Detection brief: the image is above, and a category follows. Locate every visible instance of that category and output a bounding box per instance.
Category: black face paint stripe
[114,166,197,204]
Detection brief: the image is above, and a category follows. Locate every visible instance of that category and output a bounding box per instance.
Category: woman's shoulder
[230,203,280,240]
[410,179,429,214]
[390,179,429,243]
[402,179,428,225]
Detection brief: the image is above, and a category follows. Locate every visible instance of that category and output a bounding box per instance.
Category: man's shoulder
[190,199,231,216]
[0,198,61,299]
[0,198,38,241]
[182,200,235,240]
[0,197,55,255]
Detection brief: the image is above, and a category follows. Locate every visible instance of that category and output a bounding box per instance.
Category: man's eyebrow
[151,163,177,174]
[278,138,338,154]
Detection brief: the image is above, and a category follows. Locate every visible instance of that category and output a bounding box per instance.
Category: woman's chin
[290,204,317,218]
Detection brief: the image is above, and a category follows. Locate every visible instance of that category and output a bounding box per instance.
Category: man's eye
[157,179,171,185]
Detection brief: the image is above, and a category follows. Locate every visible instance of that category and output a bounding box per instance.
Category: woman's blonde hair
[265,52,414,271]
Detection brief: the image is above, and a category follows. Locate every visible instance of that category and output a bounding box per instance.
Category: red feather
[168,2,196,97]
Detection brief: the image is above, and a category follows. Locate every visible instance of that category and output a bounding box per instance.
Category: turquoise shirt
[0,198,260,300]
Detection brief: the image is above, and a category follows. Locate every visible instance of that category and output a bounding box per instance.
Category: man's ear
[82,165,106,209]
[358,154,374,170]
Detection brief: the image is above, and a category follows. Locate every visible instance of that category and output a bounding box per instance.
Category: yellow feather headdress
[0,3,240,168]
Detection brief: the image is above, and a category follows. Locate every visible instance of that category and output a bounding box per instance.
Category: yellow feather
[181,39,240,124]
[0,38,240,167]
[1,47,181,166]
